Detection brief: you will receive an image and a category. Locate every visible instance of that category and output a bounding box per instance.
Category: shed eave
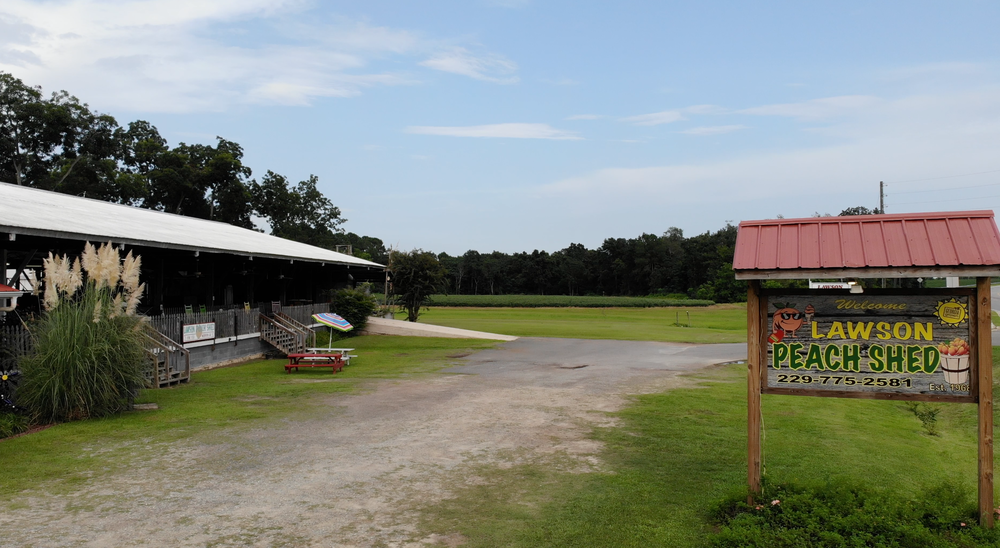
[734,265,1000,280]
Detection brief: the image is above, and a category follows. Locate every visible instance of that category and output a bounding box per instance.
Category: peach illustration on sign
[769,303,807,343]
[939,337,970,384]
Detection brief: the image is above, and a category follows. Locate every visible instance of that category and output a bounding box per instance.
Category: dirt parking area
[1,338,745,547]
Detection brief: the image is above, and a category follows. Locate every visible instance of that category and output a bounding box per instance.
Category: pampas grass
[17,243,149,423]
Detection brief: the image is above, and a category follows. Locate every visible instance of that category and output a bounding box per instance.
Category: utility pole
[879,181,885,214]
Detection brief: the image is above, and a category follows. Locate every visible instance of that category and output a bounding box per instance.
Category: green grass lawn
[418,350,1000,547]
[407,304,748,343]
[0,336,496,499]
[424,294,715,307]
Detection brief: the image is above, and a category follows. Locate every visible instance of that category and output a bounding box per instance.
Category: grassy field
[5,315,999,545]
[407,304,747,343]
[418,350,1000,546]
[0,336,496,499]
[422,294,714,307]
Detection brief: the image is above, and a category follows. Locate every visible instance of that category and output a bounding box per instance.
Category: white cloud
[680,125,747,136]
[419,47,518,84]
[682,104,728,115]
[541,87,1000,219]
[405,123,582,140]
[0,0,499,112]
[620,110,684,126]
[620,104,727,125]
[740,95,881,120]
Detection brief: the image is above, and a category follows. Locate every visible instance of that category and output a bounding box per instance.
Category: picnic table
[285,353,344,373]
[307,348,357,365]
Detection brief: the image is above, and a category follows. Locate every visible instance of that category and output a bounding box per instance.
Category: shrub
[16,243,150,423]
[0,411,29,439]
[330,287,379,333]
[709,481,999,547]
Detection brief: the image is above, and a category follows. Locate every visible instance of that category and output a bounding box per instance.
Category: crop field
[423,294,715,307]
[408,304,748,343]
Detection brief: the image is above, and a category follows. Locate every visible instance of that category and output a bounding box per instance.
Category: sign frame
[746,279,993,526]
[182,321,216,344]
[758,287,977,404]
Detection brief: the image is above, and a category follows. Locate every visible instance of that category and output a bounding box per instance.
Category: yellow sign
[934,298,968,326]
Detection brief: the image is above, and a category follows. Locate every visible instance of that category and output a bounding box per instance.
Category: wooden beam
[977,277,994,527]
[8,249,36,291]
[747,280,762,503]
[735,266,1000,280]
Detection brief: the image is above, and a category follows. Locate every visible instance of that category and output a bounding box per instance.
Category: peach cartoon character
[768,303,804,343]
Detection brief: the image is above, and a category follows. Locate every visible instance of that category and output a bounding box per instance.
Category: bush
[15,243,150,423]
[709,481,1000,547]
[330,287,379,333]
[0,411,29,439]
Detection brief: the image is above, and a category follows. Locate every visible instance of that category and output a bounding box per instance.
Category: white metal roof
[0,182,383,268]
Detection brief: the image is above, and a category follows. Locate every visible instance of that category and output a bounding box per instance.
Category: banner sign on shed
[182,321,216,343]
[765,291,973,401]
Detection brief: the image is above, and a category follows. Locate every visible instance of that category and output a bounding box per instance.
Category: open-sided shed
[734,210,1000,525]
[0,182,384,315]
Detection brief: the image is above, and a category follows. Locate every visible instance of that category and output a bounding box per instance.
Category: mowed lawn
[419,351,1000,547]
[409,304,747,343]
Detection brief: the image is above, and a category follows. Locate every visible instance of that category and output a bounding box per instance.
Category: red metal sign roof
[733,210,1000,272]
[0,283,21,294]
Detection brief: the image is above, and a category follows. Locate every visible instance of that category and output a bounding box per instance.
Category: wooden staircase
[141,324,190,387]
[274,312,316,349]
[260,314,307,355]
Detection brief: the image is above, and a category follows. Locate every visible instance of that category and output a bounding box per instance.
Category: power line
[893,193,1000,206]
[890,181,1000,195]
[884,168,1000,184]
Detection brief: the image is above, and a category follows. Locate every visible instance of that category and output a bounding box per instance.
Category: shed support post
[747,280,762,503]
[977,277,994,527]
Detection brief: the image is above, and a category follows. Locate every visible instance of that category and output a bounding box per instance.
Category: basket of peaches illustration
[938,338,970,384]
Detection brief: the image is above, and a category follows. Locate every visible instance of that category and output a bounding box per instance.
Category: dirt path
[0,338,745,547]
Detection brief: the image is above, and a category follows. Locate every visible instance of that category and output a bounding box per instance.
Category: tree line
[4,72,881,304]
[429,224,743,302]
[0,72,388,263]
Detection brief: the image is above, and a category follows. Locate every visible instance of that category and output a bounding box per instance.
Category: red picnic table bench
[285,353,345,373]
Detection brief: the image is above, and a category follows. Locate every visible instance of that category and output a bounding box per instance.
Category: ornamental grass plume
[17,242,149,423]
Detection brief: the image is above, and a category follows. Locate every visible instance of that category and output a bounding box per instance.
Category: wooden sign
[764,291,974,402]
[182,321,216,343]
[748,282,993,527]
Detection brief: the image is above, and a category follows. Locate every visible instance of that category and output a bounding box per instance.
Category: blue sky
[2,1,999,254]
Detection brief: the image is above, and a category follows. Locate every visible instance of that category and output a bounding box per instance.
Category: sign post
[977,278,994,527]
[748,284,994,524]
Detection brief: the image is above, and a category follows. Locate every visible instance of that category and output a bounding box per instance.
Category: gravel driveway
[1,338,745,547]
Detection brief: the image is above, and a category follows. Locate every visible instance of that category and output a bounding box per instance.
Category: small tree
[17,243,149,423]
[390,249,446,322]
[330,287,378,333]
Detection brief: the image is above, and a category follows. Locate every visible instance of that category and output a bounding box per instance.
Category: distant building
[0,182,384,316]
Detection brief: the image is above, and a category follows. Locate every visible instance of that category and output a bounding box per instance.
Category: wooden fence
[279,303,330,326]
[144,308,262,344]
[0,325,31,371]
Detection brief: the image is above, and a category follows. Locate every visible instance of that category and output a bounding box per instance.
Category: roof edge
[738,210,995,227]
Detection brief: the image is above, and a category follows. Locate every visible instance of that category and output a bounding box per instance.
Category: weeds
[906,401,942,436]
